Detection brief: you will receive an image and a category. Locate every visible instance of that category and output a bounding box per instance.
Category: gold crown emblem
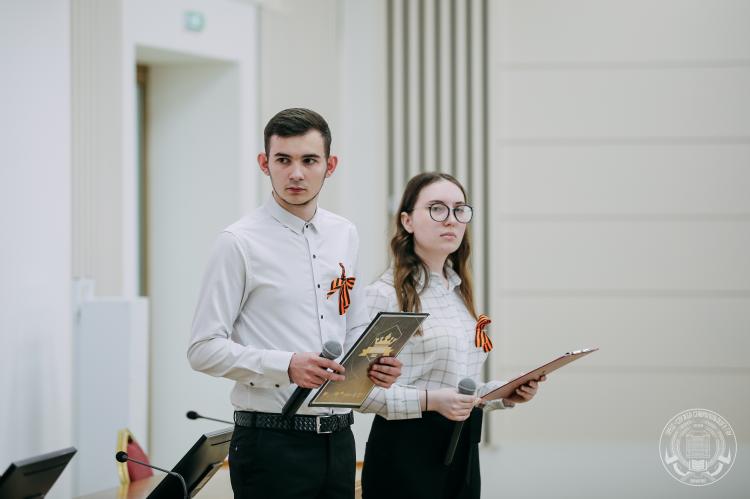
[359,333,399,358]
[372,333,398,347]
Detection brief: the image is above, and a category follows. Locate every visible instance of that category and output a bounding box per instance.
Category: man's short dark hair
[263,108,332,158]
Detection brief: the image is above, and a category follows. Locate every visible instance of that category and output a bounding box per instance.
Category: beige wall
[485,0,750,496]
[257,0,343,212]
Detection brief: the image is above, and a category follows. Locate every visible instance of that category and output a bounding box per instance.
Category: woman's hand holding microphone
[423,387,479,422]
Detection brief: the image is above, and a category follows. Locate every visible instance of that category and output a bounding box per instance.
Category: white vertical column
[0,1,73,498]
[72,0,127,296]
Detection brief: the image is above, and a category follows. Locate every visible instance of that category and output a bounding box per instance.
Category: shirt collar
[264,194,320,234]
[381,262,462,292]
[428,263,462,292]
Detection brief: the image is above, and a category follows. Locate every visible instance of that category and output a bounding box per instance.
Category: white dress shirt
[359,267,509,420]
[188,195,370,415]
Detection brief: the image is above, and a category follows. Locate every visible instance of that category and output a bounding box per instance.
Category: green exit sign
[185,11,205,32]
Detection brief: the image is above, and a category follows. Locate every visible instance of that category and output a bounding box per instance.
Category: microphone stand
[186,410,233,425]
[115,451,188,499]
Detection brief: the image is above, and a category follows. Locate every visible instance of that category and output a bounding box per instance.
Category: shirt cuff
[261,349,294,387]
[402,387,422,418]
[385,385,422,420]
[483,398,514,412]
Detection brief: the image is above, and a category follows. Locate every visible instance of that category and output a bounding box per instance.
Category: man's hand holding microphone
[287,351,404,389]
[287,350,346,388]
[283,341,403,418]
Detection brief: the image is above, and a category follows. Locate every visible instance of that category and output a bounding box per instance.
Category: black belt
[234,411,354,434]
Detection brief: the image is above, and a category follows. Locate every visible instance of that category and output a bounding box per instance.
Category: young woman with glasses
[359,172,544,499]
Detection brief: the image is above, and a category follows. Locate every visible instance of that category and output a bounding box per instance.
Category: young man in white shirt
[188,108,401,498]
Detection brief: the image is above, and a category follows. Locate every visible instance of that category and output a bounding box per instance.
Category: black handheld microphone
[186,410,233,425]
[281,341,342,419]
[443,377,477,466]
[115,451,188,499]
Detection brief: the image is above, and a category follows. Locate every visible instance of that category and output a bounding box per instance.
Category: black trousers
[228,424,356,499]
[362,408,483,499]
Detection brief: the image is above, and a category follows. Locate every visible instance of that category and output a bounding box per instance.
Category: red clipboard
[481,348,599,402]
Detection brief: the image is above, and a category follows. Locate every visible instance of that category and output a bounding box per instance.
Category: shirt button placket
[306,230,325,342]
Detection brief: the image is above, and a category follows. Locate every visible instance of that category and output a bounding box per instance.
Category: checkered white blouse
[359,267,509,420]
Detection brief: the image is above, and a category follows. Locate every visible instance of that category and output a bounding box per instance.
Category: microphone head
[186,410,199,420]
[115,451,128,463]
[321,341,342,360]
[457,377,477,395]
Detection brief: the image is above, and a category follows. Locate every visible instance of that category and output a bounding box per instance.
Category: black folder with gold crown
[309,311,428,408]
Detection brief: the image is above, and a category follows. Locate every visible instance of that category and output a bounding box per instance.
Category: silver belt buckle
[316,415,333,434]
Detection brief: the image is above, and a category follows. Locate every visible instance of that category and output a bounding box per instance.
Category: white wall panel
[496,67,750,139]
[258,0,341,188]
[494,221,750,291]
[128,0,258,62]
[488,7,750,489]
[494,144,750,215]
[492,297,750,369]
[488,370,749,443]
[73,0,261,298]
[0,2,72,497]
[496,0,750,63]
[481,442,749,498]
[74,298,148,496]
[148,63,244,466]
[339,0,389,284]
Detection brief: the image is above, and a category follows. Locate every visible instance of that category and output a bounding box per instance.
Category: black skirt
[361,408,483,499]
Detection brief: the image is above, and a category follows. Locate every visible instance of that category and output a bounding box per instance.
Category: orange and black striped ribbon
[327,263,356,315]
[475,314,493,353]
